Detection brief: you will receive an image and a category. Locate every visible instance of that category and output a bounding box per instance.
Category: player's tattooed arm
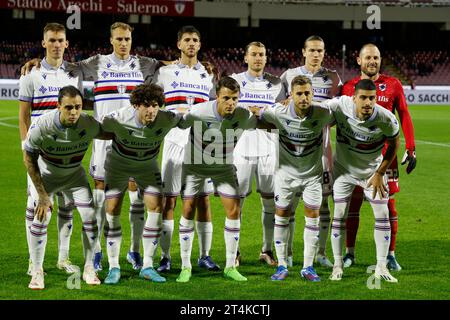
[23,151,52,222]
[18,101,31,148]
[368,135,400,199]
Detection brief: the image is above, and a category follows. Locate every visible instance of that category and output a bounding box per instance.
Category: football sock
[78,206,98,268]
[56,194,74,262]
[128,190,145,253]
[303,217,320,268]
[25,196,35,258]
[196,221,212,258]
[388,198,398,253]
[261,197,275,252]
[160,219,174,260]
[104,213,122,270]
[318,197,331,254]
[142,211,162,269]
[372,202,391,266]
[224,218,240,268]
[179,216,195,269]
[331,201,349,267]
[30,211,51,272]
[274,215,290,267]
[93,189,105,254]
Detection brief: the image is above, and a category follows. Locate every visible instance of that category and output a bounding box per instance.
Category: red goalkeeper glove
[401,149,416,174]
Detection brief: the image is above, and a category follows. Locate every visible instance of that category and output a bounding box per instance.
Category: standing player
[231,41,282,267]
[324,79,400,283]
[150,26,219,273]
[19,23,82,276]
[341,44,416,271]
[278,36,341,268]
[24,85,103,289]
[175,76,256,283]
[100,84,187,284]
[257,76,333,282]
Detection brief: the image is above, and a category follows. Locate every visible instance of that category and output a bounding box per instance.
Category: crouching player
[100,84,186,284]
[256,76,333,281]
[175,77,257,283]
[324,79,400,283]
[24,86,103,289]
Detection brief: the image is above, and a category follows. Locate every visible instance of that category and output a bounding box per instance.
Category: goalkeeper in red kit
[340,43,416,271]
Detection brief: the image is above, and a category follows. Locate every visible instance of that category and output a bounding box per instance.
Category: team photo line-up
[19,21,416,290]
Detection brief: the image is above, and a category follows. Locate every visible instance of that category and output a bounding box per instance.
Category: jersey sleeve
[260,105,277,124]
[78,55,100,80]
[86,114,101,137]
[19,74,33,102]
[393,79,415,151]
[276,70,289,102]
[177,111,196,129]
[382,111,400,140]
[330,70,343,97]
[24,122,42,154]
[242,110,257,129]
[139,56,161,81]
[100,112,116,133]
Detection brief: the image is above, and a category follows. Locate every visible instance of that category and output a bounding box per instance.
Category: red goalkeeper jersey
[341,74,415,152]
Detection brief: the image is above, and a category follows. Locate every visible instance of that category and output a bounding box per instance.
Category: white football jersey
[152,62,215,113]
[279,66,342,102]
[261,102,333,178]
[78,53,159,121]
[323,96,400,179]
[180,101,257,167]
[19,58,83,121]
[231,72,282,157]
[102,106,183,166]
[24,110,100,175]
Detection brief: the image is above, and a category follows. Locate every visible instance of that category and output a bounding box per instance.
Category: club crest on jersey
[67,71,75,79]
[323,75,329,82]
[231,122,239,129]
[379,83,387,91]
[200,73,207,79]
[79,129,87,137]
[130,62,136,70]
[39,86,47,94]
[155,128,163,136]
[266,83,272,89]
[175,2,185,14]
[117,84,127,94]
[186,95,195,106]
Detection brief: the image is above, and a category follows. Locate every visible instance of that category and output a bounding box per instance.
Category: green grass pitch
[0,100,449,300]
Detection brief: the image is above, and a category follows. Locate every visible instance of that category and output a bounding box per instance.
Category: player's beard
[362,64,380,78]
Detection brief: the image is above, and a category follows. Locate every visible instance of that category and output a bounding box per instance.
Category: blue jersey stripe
[32,95,59,101]
[94,97,131,102]
[94,80,144,84]
[238,100,274,105]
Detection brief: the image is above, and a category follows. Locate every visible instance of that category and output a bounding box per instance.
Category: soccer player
[150,26,219,273]
[100,84,186,284]
[231,41,282,267]
[257,76,333,282]
[341,44,416,271]
[278,36,341,268]
[19,23,82,276]
[175,76,256,283]
[323,79,400,283]
[23,85,103,289]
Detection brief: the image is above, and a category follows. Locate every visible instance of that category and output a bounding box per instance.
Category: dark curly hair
[130,84,165,107]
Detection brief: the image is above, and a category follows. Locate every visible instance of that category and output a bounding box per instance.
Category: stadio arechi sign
[2,0,194,16]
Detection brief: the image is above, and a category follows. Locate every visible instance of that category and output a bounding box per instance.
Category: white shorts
[332,165,389,205]
[181,164,238,199]
[28,166,94,209]
[161,139,212,196]
[89,139,111,181]
[274,169,322,210]
[104,160,162,200]
[233,152,275,199]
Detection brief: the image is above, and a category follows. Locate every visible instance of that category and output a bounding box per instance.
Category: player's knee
[260,197,275,213]
[94,180,105,190]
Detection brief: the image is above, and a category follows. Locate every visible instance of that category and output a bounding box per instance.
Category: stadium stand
[1,41,448,85]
